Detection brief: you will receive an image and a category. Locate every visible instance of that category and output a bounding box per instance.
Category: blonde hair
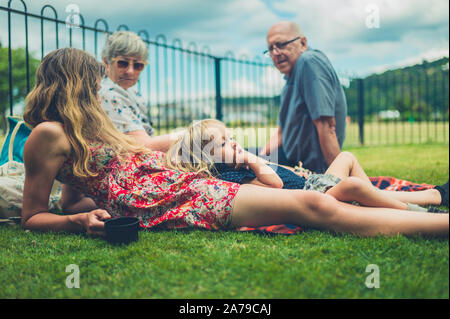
[165,119,226,177]
[101,31,148,63]
[24,48,149,178]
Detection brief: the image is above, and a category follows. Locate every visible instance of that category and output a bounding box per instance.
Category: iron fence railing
[1,1,280,133]
[344,63,449,146]
[1,0,448,147]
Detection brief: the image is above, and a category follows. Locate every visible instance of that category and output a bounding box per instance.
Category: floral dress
[55,143,241,230]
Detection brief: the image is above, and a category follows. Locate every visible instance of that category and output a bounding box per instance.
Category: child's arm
[240,150,284,188]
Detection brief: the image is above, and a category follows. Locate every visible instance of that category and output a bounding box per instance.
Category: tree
[0,42,40,132]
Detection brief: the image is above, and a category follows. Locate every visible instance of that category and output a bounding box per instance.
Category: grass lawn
[188,121,449,150]
[0,143,448,299]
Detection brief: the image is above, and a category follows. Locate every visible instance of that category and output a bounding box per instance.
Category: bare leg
[378,188,442,206]
[325,177,408,210]
[325,151,372,185]
[325,151,442,207]
[230,184,448,237]
[325,152,409,209]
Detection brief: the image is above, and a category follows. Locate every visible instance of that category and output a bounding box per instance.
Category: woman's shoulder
[32,121,65,137]
[28,121,71,154]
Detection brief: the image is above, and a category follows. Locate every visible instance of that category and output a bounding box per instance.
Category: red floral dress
[56,143,241,230]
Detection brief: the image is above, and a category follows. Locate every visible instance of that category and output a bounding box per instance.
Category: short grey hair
[101,31,148,63]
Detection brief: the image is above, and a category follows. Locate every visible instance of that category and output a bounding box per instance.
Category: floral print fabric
[99,77,154,136]
[56,144,240,230]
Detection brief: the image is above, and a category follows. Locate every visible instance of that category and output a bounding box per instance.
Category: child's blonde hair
[165,119,227,177]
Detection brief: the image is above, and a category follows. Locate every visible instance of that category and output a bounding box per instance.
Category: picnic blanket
[237,176,437,235]
[369,176,436,191]
[237,224,302,235]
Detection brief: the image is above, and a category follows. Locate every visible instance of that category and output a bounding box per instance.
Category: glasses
[263,36,301,57]
[112,58,146,71]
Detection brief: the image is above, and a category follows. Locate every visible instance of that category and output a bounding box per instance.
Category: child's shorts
[304,173,341,193]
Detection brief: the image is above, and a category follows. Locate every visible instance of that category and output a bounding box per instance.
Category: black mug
[104,217,140,245]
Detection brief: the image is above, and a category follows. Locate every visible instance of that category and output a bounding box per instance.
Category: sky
[1,0,449,78]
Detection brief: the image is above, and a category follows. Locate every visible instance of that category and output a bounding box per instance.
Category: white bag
[0,120,62,223]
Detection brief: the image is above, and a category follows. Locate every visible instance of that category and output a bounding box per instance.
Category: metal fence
[1,1,281,137]
[344,63,449,146]
[1,0,449,148]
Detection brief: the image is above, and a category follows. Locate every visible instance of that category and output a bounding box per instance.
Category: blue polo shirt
[278,48,347,173]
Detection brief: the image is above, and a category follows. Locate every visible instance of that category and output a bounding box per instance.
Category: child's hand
[233,144,248,170]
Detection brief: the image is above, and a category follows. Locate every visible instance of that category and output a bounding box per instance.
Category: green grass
[343,143,449,185]
[1,229,448,298]
[162,121,448,149]
[343,121,449,147]
[2,121,447,149]
[0,143,448,298]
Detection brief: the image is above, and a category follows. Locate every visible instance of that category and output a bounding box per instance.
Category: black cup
[104,217,140,245]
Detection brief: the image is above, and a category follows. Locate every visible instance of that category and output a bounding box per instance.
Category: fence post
[357,78,365,145]
[214,57,223,121]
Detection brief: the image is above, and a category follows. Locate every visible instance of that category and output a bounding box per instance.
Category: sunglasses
[113,58,146,71]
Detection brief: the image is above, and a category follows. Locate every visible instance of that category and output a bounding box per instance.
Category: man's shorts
[304,173,341,193]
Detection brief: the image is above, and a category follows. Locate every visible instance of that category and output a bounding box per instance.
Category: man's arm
[313,116,341,166]
[259,126,282,156]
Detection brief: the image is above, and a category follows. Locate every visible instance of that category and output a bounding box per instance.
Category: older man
[259,21,347,173]
[100,31,177,152]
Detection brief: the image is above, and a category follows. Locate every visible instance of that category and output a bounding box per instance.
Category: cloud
[262,0,448,76]
[368,47,450,74]
[1,0,448,76]
[261,0,448,54]
[260,0,297,19]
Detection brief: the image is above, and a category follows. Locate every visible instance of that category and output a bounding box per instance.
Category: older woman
[100,31,176,152]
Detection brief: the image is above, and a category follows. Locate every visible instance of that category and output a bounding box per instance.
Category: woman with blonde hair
[22,48,448,238]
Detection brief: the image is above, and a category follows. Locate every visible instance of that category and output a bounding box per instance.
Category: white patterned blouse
[99,77,154,136]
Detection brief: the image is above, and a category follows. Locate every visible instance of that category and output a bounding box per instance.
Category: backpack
[0,117,61,224]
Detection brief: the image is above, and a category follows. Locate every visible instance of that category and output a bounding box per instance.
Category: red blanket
[237,176,436,235]
[369,176,435,191]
